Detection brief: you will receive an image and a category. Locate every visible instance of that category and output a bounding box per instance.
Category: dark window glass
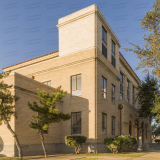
[111,41,116,67]
[102,43,107,58]
[112,116,115,135]
[102,113,107,134]
[71,112,81,134]
[132,86,135,106]
[129,121,132,136]
[120,73,123,100]
[112,84,115,104]
[127,80,130,103]
[102,77,107,99]
[102,27,107,45]
[102,27,107,59]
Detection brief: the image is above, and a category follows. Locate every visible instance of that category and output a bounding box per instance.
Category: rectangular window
[43,81,51,86]
[71,112,81,134]
[111,84,115,104]
[71,75,81,96]
[127,80,130,103]
[132,86,135,106]
[102,77,107,99]
[102,113,107,134]
[146,130,147,139]
[120,73,123,100]
[111,41,116,67]
[112,116,115,135]
[102,27,107,59]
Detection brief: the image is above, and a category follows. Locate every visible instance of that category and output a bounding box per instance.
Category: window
[102,27,107,58]
[111,41,116,67]
[43,81,51,86]
[132,86,135,106]
[112,116,115,135]
[145,124,148,139]
[102,77,107,99]
[71,112,81,134]
[111,84,115,104]
[129,120,132,136]
[127,80,130,103]
[71,75,81,96]
[102,113,107,134]
[120,73,123,100]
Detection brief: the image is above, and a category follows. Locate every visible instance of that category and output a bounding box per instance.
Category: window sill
[71,95,82,99]
[102,132,107,135]
[102,97,107,101]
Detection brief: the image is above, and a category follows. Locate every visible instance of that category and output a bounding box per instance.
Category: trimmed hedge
[155,139,160,143]
[104,135,137,153]
[65,135,87,154]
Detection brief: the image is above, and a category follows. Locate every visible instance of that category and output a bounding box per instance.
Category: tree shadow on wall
[0,136,5,157]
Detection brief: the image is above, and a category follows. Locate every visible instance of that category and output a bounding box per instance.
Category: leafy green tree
[28,87,71,158]
[124,0,160,78]
[136,73,159,123]
[152,123,160,137]
[0,72,22,157]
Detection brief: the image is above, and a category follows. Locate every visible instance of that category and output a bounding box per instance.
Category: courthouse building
[1,4,151,157]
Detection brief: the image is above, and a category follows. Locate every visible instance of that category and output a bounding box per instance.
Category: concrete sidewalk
[29,152,160,160]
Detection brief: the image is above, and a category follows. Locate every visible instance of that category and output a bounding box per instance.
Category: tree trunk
[2,113,22,157]
[40,131,47,158]
[150,117,152,143]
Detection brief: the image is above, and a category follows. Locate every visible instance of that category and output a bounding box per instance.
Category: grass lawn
[84,152,146,157]
[0,152,147,160]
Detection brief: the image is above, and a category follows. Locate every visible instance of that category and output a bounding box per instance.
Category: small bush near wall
[104,135,137,154]
[65,135,87,154]
[155,139,160,143]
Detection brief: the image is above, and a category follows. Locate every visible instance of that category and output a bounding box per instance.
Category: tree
[152,93,160,122]
[152,123,160,137]
[124,0,160,78]
[28,87,71,158]
[65,135,87,154]
[136,73,159,123]
[0,72,22,157]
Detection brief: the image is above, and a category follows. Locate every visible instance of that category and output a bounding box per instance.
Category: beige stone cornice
[119,53,141,84]
[26,57,95,77]
[57,10,96,28]
[96,10,120,48]
[96,57,120,81]
[3,52,59,72]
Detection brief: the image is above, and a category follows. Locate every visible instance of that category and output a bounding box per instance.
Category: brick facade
[1,4,151,157]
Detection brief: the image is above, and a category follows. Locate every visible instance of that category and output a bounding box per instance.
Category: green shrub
[104,135,137,153]
[155,139,160,143]
[65,135,87,154]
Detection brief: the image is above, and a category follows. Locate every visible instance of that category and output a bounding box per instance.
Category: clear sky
[0,0,156,80]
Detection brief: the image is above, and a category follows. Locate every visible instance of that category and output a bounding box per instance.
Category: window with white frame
[102,77,107,99]
[111,84,115,104]
[71,75,81,96]
[43,81,51,86]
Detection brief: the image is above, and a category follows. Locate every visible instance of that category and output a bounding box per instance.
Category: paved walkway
[29,152,160,160]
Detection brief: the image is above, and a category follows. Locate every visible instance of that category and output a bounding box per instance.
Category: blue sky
[0,0,156,80]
